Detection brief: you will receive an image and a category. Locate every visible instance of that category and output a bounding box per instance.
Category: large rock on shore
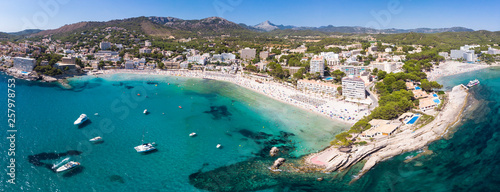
[270,147,279,157]
[42,75,57,82]
[271,158,286,170]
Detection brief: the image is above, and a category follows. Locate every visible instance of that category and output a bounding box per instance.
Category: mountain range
[250,20,474,33]
[0,16,481,39]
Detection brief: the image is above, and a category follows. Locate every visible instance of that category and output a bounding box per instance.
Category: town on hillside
[1,26,499,145]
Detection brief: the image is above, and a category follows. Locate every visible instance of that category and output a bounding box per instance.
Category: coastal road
[366,82,379,110]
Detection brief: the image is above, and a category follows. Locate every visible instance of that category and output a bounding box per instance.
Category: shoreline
[427,61,497,81]
[303,84,471,180]
[5,67,475,181]
[87,69,366,125]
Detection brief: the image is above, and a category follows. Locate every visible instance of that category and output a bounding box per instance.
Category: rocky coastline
[301,84,470,179]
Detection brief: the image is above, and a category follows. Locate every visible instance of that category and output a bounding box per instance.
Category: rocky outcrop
[322,144,386,172]
[270,147,279,157]
[306,85,470,178]
[271,158,286,170]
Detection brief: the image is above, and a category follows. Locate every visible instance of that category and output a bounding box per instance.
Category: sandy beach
[96,69,369,125]
[427,61,492,81]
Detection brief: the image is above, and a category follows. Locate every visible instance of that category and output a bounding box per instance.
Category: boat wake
[51,157,71,169]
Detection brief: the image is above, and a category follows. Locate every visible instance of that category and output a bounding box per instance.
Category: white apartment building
[488,47,500,55]
[342,76,366,99]
[187,55,207,65]
[139,48,152,54]
[100,42,111,50]
[239,48,256,60]
[310,55,325,77]
[13,57,36,72]
[371,62,397,73]
[297,79,338,96]
[438,52,449,58]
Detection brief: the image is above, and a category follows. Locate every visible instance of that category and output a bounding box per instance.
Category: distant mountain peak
[254,20,279,31]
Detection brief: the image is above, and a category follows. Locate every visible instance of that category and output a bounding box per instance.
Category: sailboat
[134,129,156,153]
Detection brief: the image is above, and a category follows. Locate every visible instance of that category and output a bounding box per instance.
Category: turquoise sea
[2,67,500,191]
[187,67,500,191]
[0,73,347,191]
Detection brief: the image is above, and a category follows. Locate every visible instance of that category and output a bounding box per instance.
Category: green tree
[391,80,406,92]
[383,75,396,86]
[245,64,258,72]
[333,132,353,146]
[331,70,346,83]
[75,58,84,68]
[157,62,164,69]
[349,119,371,133]
[377,71,387,79]
[420,79,432,91]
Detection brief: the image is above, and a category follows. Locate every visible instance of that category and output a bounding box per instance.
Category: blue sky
[1,0,499,32]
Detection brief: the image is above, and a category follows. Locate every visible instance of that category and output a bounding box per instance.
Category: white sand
[427,61,491,81]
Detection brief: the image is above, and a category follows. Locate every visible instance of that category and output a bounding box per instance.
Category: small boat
[144,109,148,114]
[74,114,88,125]
[178,106,182,109]
[467,79,480,88]
[89,136,102,142]
[51,157,70,170]
[189,132,196,137]
[216,144,222,148]
[134,143,156,153]
[94,113,99,116]
[134,129,156,153]
[56,161,80,173]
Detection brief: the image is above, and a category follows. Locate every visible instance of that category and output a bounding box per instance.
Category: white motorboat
[134,143,156,153]
[189,132,197,137]
[467,79,480,88]
[143,109,148,114]
[216,144,222,148]
[89,136,102,142]
[56,161,80,173]
[74,114,88,125]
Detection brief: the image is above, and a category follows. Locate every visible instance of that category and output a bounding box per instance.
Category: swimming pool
[415,86,421,90]
[325,77,333,80]
[433,94,438,97]
[407,115,420,124]
[433,99,440,104]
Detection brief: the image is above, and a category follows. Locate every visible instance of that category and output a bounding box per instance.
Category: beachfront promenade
[100,69,369,124]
